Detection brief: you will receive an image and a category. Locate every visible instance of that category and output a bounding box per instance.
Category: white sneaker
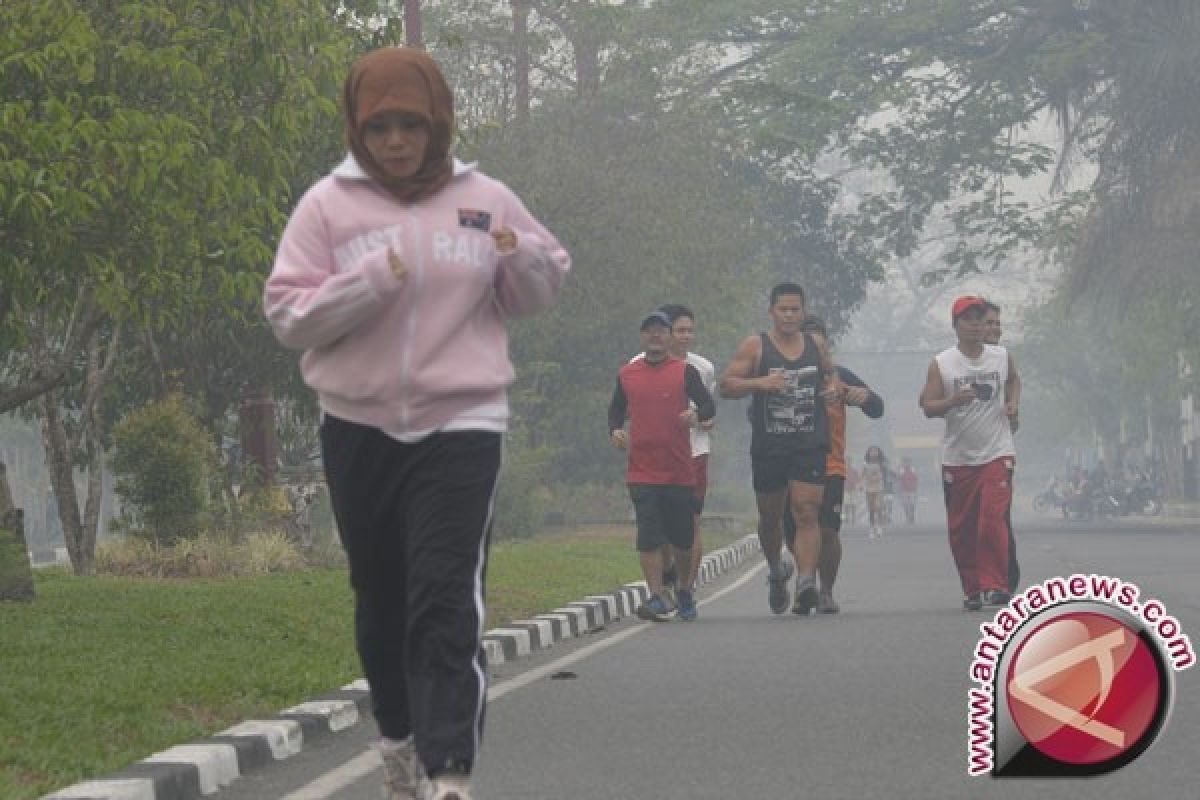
[377,737,427,800]
[424,771,472,800]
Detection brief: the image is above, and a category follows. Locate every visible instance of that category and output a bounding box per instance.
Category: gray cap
[639,310,672,331]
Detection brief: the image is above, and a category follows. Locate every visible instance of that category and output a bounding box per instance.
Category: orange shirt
[826,398,848,477]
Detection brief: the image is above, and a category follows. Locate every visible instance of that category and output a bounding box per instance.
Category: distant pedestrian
[264,46,570,800]
[898,457,919,524]
[919,296,1020,612]
[862,446,888,538]
[982,300,1021,591]
[719,282,836,616]
[844,460,861,526]
[610,311,716,622]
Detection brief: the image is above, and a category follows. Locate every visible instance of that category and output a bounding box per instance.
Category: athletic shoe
[767,559,794,614]
[792,574,819,616]
[676,588,698,621]
[377,737,425,800]
[963,594,983,612]
[985,589,1012,606]
[636,594,673,621]
[660,583,678,613]
[817,591,840,614]
[662,564,678,591]
[423,770,471,800]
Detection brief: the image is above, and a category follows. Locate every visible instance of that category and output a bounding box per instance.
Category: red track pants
[942,457,1014,597]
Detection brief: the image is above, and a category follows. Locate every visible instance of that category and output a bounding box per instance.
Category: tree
[0,0,361,416]
[1,0,372,571]
[417,0,891,485]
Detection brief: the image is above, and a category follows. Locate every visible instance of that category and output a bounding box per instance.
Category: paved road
[217,515,1199,800]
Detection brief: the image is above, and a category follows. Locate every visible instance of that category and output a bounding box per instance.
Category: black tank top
[750,332,830,457]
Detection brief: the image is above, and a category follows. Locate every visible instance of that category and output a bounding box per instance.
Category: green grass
[0,524,744,799]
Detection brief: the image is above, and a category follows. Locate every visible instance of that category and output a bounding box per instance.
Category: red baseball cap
[951,295,987,321]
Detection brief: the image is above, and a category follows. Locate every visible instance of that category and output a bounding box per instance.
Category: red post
[239,388,277,488]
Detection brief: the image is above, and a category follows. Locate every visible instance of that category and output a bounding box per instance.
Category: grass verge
[0,523,744,799]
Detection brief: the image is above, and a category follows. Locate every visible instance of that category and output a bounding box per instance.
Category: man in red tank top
[609,311,716,621]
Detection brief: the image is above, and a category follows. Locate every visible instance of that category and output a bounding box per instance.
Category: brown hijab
[343,47,455,203]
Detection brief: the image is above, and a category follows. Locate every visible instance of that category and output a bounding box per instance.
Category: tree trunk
[76,329,116,568]
[404,0,423,48]
[40,394,93,576]
[80,434,103,565]
[512,0,531,119]
[0,462,36,601]
[574,31,600,100]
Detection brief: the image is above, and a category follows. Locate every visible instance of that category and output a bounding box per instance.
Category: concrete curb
[42,533,761,800]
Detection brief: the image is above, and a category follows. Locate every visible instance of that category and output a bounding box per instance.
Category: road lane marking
[279,560,766,800]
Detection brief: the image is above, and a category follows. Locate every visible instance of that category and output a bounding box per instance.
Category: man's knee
[791,501,820,528]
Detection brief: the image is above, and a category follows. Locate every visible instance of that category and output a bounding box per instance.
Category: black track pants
[320,415,501,775]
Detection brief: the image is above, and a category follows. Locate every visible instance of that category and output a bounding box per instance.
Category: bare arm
[919,359,975,418]
[719,335,780,398]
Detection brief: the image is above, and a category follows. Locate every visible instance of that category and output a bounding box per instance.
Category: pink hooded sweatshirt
[264,155,570,439]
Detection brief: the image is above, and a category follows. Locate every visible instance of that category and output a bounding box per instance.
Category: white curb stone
[585,594,619,620]
[280,700,359,731]
[510,618,554,649]
[143,744,238,795]
[42,779,156,800]
[486,627,533,657]
[534,612,575,639]
[550,605,589,632]
[220,720,303,760]
[484,638,507,663]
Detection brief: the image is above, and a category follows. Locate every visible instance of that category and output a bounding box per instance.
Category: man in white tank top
[919,296,1020,611]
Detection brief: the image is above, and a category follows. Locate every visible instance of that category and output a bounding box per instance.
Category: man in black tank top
[720,283,836,616]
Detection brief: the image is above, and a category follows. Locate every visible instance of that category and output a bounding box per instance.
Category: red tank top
[618,358,695,486]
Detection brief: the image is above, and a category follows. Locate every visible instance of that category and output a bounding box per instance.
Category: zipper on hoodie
[397,207,421,431]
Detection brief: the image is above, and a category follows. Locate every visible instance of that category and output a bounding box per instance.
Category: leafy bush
[110,394,216,544]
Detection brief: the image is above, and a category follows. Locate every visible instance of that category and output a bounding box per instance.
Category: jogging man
[982,300,1021,592]
[610,311,716,621]
[720,283,835,616]
[783,315,884,613]
[920,296,1020,611]
[655,305,717,619]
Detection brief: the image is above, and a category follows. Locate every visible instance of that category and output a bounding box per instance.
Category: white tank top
[935,344,1015,466]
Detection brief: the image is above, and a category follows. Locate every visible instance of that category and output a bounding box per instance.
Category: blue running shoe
[792,575,819,616]
[767,559,794,614]
[637,593,673,621]
[676,588,698,621]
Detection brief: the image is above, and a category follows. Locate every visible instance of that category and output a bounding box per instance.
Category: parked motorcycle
[1091,486,1123,518]
[1033,480,1067,514]
[1119,479,1163,516]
